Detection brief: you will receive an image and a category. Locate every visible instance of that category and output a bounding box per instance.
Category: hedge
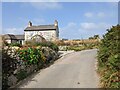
[97,24,120,88]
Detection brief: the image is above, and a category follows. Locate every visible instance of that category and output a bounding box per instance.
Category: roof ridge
[28,24,54,27]
[25,24,57,31]
[38,24,54,26]
[15,34,24,36]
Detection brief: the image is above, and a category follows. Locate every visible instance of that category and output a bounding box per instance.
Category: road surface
[18,49,99,88]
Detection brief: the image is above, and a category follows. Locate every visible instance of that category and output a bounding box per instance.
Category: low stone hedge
[2,46,59,90]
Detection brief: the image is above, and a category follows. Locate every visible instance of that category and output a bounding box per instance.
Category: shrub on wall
[8,42,22,47]
[17,47,46,65]
[25,41,59,52]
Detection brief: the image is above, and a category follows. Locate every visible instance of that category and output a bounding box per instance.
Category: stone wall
[2,46,59,89]
[25,30,57,41]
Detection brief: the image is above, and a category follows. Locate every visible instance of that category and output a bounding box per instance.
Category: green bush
[16,69,27,81]
[25,41,59,52]
[97,24,120,88]
[67,45,85,51]
[17,47,46,65]
[9,42,22,47]
[36,42,59,52]
[47,42,59,52]
[65,41,99,51]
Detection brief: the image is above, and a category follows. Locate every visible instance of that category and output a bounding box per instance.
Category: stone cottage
[3,34,24,45]
[24,20,59,42]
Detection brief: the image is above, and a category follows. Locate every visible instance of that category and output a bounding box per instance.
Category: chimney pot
[28,21,32,27]
[54,20,58,26]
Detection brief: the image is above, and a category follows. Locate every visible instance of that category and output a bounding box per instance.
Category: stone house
[24,20,59,42]
[3,34,24,45]
[3,20,59,45]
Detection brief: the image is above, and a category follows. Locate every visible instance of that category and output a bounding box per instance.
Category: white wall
[25,30,57,41]
[6,40,11,44]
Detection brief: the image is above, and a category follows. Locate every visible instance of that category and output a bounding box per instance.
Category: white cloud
[80,22,111,30]
[30,2,62,10]
[78,22,112,38]
[66,22,77,27]
[60,22,77,34]
[60,21,112,39]
[3,28,24,35]
[84,12,94,18]
[60,22,79,39]
[84,12,107,18]
[80,22,96,30]
[97,12,106,18]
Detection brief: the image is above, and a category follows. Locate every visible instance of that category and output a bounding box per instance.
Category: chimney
[28,21,32,27]
[54,20,58,27]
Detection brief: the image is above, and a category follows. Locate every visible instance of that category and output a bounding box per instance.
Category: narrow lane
[18,49,99,88]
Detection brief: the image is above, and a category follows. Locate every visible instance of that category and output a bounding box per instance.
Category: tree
[89,35,100,40]
[93,35,99,39]
[89,37,94,40]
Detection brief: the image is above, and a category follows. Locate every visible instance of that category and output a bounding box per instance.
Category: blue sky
[2,2,118,39]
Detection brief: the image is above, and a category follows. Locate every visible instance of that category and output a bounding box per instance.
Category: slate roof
[3,34,24,40]
[3,34,17,40]
[15,35,24,40]
[24,25,57,31]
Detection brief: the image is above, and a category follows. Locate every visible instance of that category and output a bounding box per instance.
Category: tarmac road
[18,49,99,88]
